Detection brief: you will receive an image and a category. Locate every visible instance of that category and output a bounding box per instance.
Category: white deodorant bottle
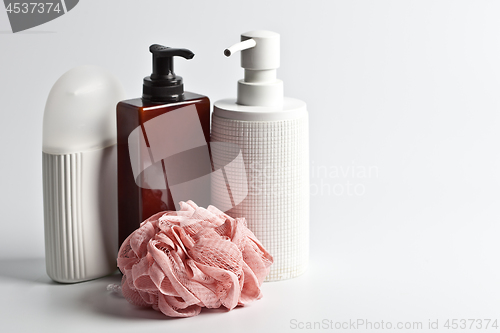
[212,31,309,281]
[42,66,124,283]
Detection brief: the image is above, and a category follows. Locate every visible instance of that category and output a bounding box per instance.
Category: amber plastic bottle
[117,45,210,245]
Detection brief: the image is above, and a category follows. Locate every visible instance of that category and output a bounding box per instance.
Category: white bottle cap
[42,65,125,154]
[224,30,283,107]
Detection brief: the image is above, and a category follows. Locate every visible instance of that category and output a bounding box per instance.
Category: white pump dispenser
[225,30,283,107]
[212,30,310,281]
[215,30,306,121]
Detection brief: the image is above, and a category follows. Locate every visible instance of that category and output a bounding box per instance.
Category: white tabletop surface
[2,219,499,333]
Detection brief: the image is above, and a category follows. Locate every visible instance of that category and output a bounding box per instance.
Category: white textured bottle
[212,31,309,281]
[42,66,124,283]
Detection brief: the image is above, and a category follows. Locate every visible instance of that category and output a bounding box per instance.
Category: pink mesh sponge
[117,201,273,317]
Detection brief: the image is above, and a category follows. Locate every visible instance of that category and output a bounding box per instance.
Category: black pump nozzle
[143,44,195,102]
[149,44,194,80]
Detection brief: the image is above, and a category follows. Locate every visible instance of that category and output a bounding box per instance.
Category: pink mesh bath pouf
[116,200,273,318]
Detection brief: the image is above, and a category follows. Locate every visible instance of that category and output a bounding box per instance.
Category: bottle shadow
[0,257,54,284]
[0,258,170,319]
[0,258,240,319]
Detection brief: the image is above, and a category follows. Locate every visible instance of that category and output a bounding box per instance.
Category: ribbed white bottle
[42,66,124,283]
[211,31,309,281]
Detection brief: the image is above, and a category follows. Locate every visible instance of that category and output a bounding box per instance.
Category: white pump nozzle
[224,30,283,107]
[224,39,256,57]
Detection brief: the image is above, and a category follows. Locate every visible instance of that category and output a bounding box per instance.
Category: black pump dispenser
[142,44,195,102]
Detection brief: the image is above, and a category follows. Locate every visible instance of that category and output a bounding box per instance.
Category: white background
[1,1,499,332]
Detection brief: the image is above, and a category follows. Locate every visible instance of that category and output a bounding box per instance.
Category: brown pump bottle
[117,45,211,245]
